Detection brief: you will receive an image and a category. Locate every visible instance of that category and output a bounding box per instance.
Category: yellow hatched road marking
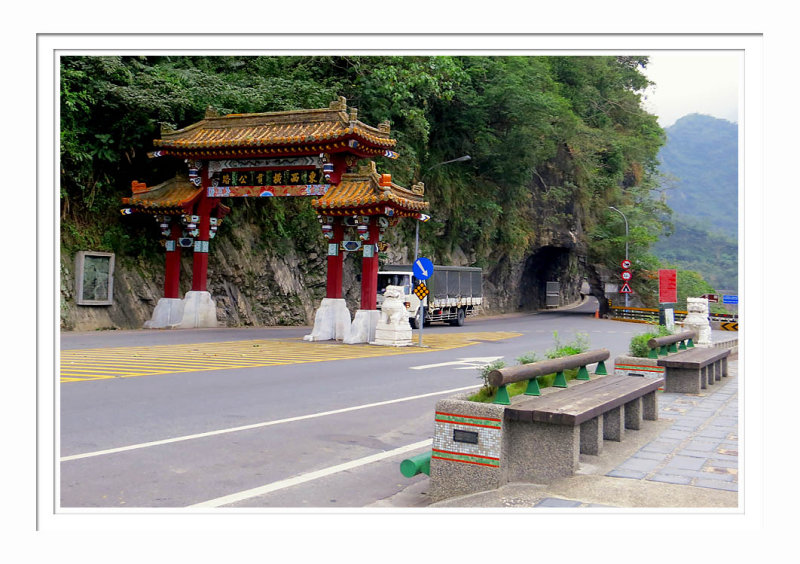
[60,332,522,382]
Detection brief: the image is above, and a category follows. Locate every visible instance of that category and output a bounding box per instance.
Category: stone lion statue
[684,297,711,347]
[380,285,409,328]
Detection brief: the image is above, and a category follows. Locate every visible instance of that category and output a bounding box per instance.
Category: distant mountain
[652,114,739,291]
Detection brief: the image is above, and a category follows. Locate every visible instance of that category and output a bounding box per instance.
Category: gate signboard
[658,269,677,303]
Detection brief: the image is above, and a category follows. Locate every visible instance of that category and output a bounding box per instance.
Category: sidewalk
[375,357,739,509]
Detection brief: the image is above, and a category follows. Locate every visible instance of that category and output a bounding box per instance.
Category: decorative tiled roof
[153,97,396,157]
[312,161,429,216]
[121,175,203,213]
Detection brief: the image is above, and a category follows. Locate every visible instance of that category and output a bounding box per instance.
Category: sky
[640,52,741,128]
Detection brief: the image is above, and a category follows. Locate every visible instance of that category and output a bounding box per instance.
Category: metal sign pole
[419,296,424,347]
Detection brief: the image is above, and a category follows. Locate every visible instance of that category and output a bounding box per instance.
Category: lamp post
[413,155,470,346]
[608,206,629,307]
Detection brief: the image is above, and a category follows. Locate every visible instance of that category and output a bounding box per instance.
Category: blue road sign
[413,257,434,280]
[722,295,739,305]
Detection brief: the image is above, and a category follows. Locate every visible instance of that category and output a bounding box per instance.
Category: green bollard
[400,452,432,477]
[668,343,678,353]
[577,365,590,380]
[648,347,659,359]
[524,377,541,396]
[596,360,608,375]
[679,340,687,350]
[553,370,568,388]
[494,384,511,405]
[687,338,695,348]
[660,345,668,356]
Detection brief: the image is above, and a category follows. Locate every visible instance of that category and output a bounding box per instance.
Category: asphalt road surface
[58,298,726,509]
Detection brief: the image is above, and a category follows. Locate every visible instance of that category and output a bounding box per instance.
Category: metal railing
[608,306,738,324]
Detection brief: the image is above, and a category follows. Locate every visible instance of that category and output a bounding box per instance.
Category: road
[59,298,723,509]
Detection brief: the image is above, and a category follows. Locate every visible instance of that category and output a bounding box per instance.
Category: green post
[577,365,590,380]
[659,345,668,356]
[687,338,695,348]
[494,384,511,405]
[668,343,678,353]
[553,370,568,388]
[679,340,687,350]
[524,377,541,396]
[648,347,658,359]
[400,452,432,477]
[596,360,608,375]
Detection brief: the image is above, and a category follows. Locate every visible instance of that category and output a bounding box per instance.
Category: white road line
[189,439,433,508]
[60,385,479,462]
[410,356,503,370]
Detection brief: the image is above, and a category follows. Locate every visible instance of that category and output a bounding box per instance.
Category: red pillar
[191,192,213,292]
[360,221,381,310]
[326,219,344,299]
[164,221,182,299]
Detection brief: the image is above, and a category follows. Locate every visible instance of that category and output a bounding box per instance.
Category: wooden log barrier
[647,331,697,357]
[487,349,610,403]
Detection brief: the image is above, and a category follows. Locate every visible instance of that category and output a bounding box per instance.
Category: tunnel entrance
[518,246,575,311]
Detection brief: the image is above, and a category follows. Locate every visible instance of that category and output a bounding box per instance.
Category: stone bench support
[658,349,731,395]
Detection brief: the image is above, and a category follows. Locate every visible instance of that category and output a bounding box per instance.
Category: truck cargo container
[376,264,483,328]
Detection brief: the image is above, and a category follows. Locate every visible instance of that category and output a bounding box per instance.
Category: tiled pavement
[533,359,739,507]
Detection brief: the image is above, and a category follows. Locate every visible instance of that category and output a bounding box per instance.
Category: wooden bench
[657,347,731,394]
[502,374,662,482]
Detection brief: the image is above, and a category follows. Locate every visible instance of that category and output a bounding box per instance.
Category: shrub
[629,325,673,357]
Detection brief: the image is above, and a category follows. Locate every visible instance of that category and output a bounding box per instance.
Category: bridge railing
[608,306,738,324]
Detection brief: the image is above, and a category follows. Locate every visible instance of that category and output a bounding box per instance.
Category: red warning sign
[620,282,633,294]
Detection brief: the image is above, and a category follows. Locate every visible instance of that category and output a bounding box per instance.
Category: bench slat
[657,348,730,369]
[506,375,663,426]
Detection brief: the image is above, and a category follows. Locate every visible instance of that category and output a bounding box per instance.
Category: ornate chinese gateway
[122,97,429,341]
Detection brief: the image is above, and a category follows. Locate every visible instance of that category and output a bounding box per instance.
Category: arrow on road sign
[413,257,434,280]
[720,322,739,331]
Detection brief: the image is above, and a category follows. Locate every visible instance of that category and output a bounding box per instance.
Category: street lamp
[608,206,630,307]
[414,155,471,262]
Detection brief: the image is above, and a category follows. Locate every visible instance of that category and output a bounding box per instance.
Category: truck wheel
[455,307,466,326]
[410,309,421,329]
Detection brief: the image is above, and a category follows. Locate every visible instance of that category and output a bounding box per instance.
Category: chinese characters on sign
[207,168,331,198]
[219,168,325,187]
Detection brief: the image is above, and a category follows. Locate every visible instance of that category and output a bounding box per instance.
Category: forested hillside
[60,55,673,330]
[653,114,738,291]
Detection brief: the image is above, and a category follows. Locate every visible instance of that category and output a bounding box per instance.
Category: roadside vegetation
[60,55,720,310]
[470,332,590,403]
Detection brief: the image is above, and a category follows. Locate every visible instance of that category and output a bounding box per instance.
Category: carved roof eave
[121,175,204,214]
[152,97,396,156]
[311,161,429,215]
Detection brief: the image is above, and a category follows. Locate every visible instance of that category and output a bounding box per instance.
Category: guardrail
[608,306,738,324]
[486,349,610,404]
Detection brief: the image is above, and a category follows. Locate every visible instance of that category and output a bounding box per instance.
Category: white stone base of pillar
[304,298,352,341]
[345,310,381,344]
[175,291,218,329]
[143,297,185,329]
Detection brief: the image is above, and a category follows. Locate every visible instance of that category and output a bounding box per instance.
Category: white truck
[376,264,483,328]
